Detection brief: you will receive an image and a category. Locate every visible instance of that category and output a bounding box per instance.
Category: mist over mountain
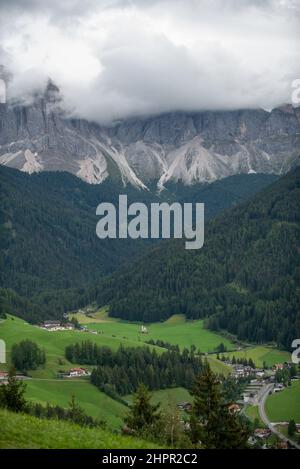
[0,86,299,190]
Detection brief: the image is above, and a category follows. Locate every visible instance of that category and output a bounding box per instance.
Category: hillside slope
[0,409,160,449]
[0,166,275,322]
[98,168,300,349]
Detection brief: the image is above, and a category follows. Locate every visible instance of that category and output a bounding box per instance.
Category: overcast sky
[0,0,299,123]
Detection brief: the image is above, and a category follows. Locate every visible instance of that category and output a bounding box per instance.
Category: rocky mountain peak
[0,93,299,190]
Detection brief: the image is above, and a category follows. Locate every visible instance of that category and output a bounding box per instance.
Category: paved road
[258,383,300,449]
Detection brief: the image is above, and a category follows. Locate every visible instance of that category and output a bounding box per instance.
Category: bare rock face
[0,86,299,190]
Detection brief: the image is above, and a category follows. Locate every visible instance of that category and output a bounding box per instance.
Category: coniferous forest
[65,341,204,395]
[0,165,299,349]
[0,165,275,323]
[97,168,300,349]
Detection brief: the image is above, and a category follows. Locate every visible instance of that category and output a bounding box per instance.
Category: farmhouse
[41,320,76,331]
[68,368,88,377]
[254,428,271,439]
[42,320,61,330]
[273,363,284,371]
[64,322,75,330]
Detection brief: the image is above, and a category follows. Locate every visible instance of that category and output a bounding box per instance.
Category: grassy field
[69,307,115,324]
[1,313,291,434]
[0,315,161,378]
[213,346,290,367]
[265,379,300,423]
[0,314,234,379]
[244,405,265,427]
[206,356,231,376]
[125,387,191,410]
[79,313,235,353]
[25,378,127,429]
[0,314,231,430]
[0,409,161,449]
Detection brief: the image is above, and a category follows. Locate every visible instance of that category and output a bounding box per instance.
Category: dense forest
[0,167,157,321]
[0,165,274,322]
[97,167,300,349]
[65,341,204,395]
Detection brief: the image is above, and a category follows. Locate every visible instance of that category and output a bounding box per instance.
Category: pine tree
[288,419,296,437]
[68,394,86,425]
[0,368,27,412]
[189,364,249,449]
[124,384,161,432]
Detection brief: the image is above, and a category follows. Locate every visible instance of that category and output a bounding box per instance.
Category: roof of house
[43,320,61,325]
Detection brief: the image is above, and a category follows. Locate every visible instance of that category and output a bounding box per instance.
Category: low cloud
[0,0,299,123]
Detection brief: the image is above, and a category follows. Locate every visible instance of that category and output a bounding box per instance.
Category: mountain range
[1,82,299,349]
[0,82,300,190]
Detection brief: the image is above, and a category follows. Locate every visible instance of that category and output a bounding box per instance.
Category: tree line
[65,341,204,396]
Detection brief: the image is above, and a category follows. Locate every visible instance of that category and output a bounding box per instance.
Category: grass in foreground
[265,379,300,423]
[0,408,160,449]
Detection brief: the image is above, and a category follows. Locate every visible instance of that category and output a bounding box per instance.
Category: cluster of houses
[40,320,75,331]
[254,428,272,439]
[231,364,268,380]
[40,320,99,336]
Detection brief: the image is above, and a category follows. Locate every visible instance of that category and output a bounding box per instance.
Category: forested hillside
[0,166,274,322]
[98,168,300,349]
[0,167,156,321]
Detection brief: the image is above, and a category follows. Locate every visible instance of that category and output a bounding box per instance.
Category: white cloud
[0,0,299,123]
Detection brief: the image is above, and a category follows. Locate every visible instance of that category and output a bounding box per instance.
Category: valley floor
[0,313,294,435]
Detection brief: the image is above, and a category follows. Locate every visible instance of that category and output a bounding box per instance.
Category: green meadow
[79,313,235,353]
[265,379,300,423]
[0,313,232,430]
[213,346,290,368]
[25,378,127,429]
[0,315,160,378]
[0,409,161,449]
[244,405,265,427]
[125,387,191,410]
[25,382,193,429]
[0,313,291,432]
